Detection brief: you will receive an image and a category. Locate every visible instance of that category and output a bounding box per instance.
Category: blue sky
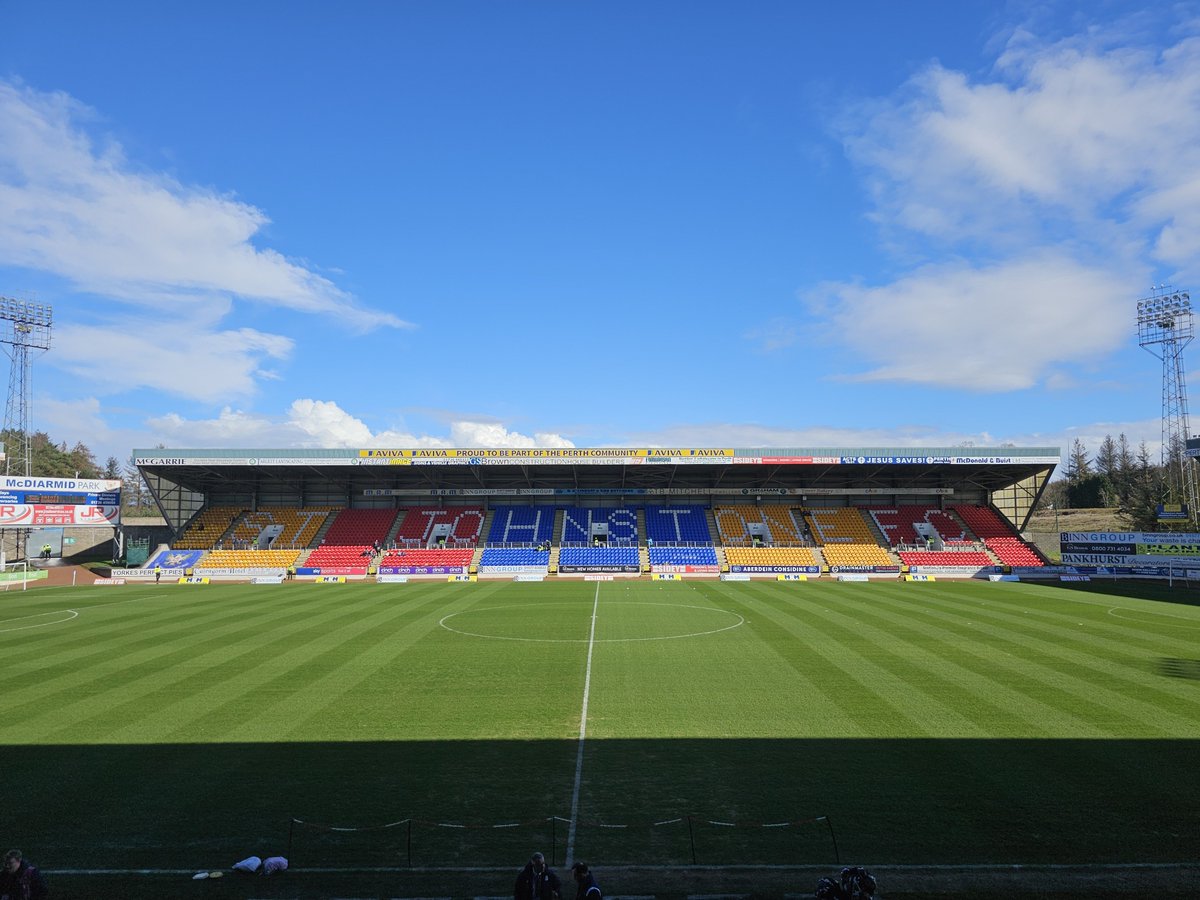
[2,1,1199,464]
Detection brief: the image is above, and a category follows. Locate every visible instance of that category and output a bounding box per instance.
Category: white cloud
[843,31,1200,253]
[810,23,1200,389]
[146,400,576,450]
[808,254,1135,390]
[54,318,293,403]
[0,80,410,332]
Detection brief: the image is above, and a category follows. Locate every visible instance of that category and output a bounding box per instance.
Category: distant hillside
[1026,507,1122,534]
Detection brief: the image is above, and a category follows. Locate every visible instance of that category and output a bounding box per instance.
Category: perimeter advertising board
[1060,531,1200,567]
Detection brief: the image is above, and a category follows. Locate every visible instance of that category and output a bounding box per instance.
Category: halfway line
[565,580,600,865]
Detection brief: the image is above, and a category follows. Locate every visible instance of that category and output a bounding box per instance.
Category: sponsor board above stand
[295,566,369,577]
[650,564,719,574]
[479,565,550,575]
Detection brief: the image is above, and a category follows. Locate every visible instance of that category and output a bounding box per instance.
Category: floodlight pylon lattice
[0,297,52,478]
[1137,286,1197,518]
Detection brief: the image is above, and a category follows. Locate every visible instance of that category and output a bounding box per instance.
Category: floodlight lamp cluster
[0,298,53,328]
[1137,291,1192,327]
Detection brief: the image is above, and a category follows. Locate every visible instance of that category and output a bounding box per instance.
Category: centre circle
[439,601,745,643]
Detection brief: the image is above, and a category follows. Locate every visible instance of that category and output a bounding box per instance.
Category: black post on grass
[818,816,840,865]
[406,819,412,866]
[287,818,295,862]
[686,815,697,865]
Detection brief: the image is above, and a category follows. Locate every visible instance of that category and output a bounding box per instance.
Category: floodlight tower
[0,297,53,477]
[1137,286,1197,518]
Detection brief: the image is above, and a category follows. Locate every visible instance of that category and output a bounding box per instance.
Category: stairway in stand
[384,510,407,546]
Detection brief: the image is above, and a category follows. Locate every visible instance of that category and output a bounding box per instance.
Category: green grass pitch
[0,577,1197,881]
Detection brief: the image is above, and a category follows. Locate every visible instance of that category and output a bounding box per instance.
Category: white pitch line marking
[0,609,78,632]
[565,580,600,866]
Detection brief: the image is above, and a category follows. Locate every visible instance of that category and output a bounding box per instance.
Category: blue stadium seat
[487,507,557,545]
[479,548,551,567]
[648,547,719,566]
[561,507,639,544]
[644,506,712,544]
[558,546,639,569]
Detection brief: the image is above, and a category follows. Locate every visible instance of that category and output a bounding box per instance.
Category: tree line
[0,429,158,517]
[1041,433,1186,531]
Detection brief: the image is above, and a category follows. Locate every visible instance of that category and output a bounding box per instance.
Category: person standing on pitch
[571,862,601,900]
[514,851,560,900]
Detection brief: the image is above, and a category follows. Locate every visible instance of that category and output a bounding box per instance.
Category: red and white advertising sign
[0,504,120,527]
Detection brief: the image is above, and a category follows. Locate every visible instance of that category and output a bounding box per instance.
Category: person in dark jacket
[0,849,48,900]
[570,862,601,900]
[514,851,560,900]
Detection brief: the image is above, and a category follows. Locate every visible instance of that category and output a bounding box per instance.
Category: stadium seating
[228,507,334,549]
[761,506,806,543]
[724,547,817,567]
[868,506,969,546]
[644,506,711,544]
[648,546,719,567]
[394,506,485,546]
[982,537,1045,567]
[196,549,301,569]
[898,551,994,567]
[714,505,757,545]
[304,508,398,569]
[951,505,1045,567]
[479,548,551,569]
[560,507,639,544]
[821,544,895,568]
[558,546,639,569]
[804,509,877,545]
[173,506,243,549]
[379,548,474,568]
[716,505,807,545]
[487,507,557,545]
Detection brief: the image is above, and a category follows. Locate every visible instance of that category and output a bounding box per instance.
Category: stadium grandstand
[125,446,1057,580]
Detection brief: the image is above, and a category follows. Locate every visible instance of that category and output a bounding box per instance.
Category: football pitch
[1,577,1197,892]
